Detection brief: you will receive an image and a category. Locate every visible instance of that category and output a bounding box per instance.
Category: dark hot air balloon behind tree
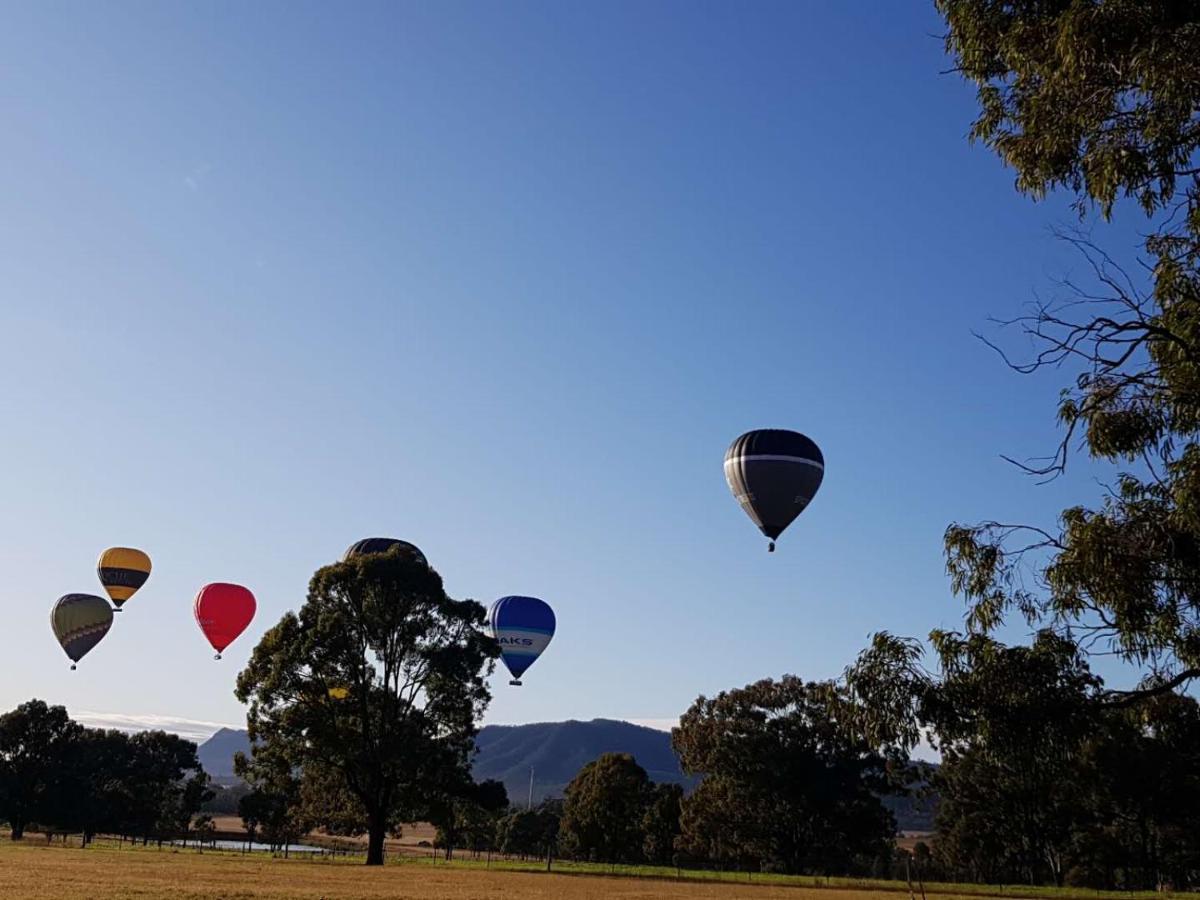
[724,429,824,552]
[343,537,427,566]
[96,547,151,611]
[194,583,256,659]
[489,595,555,686]
[51,593,114,670]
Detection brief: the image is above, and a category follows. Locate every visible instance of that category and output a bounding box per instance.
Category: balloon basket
[214,653,222,660]
[768,541,775,553]
[70,664,77,671]
[509,679,522,686]
[113,607,122,612]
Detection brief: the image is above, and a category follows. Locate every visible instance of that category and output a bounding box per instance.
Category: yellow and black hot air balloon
[97,547,151,611]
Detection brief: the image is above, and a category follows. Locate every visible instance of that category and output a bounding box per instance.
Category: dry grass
[0,840,982,900]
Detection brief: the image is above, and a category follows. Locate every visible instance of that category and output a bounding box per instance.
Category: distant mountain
[194,720,935,831]
[195,718,689,797]
[473,719,695,804]
[197,727,251,783]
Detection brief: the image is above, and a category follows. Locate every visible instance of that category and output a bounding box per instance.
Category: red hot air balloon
[194,583,256,659]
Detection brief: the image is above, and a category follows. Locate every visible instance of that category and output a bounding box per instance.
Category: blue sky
[0,2,1149,741]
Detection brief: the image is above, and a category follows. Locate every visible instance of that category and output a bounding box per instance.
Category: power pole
[527,767,535,810]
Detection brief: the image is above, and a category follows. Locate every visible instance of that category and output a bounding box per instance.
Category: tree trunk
[9,821,23,841]
[366,814,386,866]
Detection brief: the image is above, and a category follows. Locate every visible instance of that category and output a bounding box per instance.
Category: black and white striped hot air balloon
[343,537,427,567]
[724,429,824,552]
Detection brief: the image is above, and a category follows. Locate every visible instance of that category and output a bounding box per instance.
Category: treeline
[421,657,1200,890]
[0,700,212,845]
[868,634,1200,890]
[424,676,902,876]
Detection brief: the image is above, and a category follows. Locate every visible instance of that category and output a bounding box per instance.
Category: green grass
[17,835,1194,900]
[400,853,1193,900]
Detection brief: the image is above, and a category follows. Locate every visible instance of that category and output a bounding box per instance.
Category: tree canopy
[235,547,497,864]
[672,676,895,875]
[931,0,1200,702]
[559,753,652,864]
[0,699,209,846]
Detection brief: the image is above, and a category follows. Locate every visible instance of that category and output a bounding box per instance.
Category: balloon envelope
[343,537,427,567]
[51,593,114,666]
[724,429,824,548]
[489,595,555,685]
[194,583,256,657]
[97,547,151,609]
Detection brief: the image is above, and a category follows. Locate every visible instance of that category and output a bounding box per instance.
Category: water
[170,839,326,854]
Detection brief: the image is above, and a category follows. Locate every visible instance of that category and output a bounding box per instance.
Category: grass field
[0,840,878,900]
[0,840,1194,900]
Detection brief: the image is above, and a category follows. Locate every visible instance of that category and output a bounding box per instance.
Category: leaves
[235,547,498,864]
[672,677,896,875]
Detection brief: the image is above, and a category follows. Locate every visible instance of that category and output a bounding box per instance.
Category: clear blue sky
[0,2,1147,739]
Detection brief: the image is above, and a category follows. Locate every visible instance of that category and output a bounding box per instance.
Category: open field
[0,841,1197,900]
[0,841,868,900]
[208,816,440,856]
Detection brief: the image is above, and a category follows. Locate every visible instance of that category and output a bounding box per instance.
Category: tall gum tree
[236,549,497,865]
[903,0,1200,704]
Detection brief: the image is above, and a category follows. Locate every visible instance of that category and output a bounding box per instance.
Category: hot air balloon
[343,537,427,566]
[96,547,151,611]
[488,596,555,686]
[724,429,824,552]
[194,583,256,659]
[51,593,114,670]
[327,685,350,700]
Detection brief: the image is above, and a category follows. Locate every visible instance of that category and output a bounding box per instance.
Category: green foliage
[0,700,208,846]
[847,631,1200,888]
[429,778,508,859]
[925,634,1099,886]
[191,815,216,848]
[234,741,308,852]
[235,547,497,865]
[558,753,651,864]
[640,782,683,866]
[0,700,83,840]
[870,5,1200,886]
[939,0,1200,221]
[200,782,250,816]
[672,676,896,875]
[496,803,560,859]
[934,0,1200,701]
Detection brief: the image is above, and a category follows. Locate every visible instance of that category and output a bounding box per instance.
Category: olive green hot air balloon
[51,593,114,670]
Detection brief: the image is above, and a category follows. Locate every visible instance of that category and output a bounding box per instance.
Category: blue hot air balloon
[489,595,555,686]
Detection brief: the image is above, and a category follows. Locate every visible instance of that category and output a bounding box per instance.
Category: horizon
[68,711,679,744]
[68,709,943,763]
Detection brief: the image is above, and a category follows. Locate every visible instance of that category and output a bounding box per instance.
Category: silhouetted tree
[558,753,650,864]
[236,548,497,864]
[430,778,508,860]
[641,782,683,866]
[929,0,1200,707]
[497,802,559,860]
[121,731,209,846]
[0,700,82,840]
[234,742,308,855]
[673,677,895,875]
